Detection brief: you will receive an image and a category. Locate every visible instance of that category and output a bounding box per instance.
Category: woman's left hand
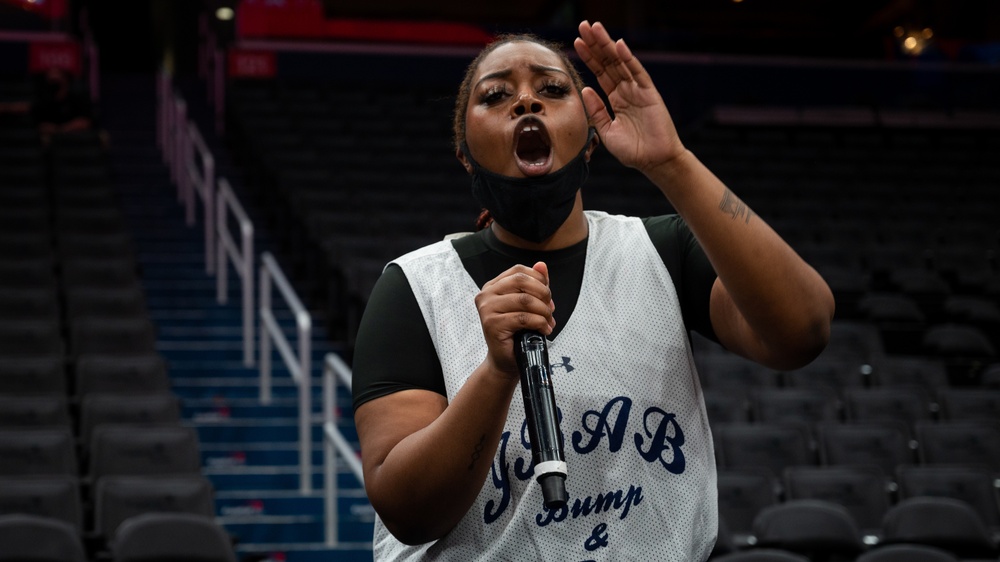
[574,20,686,175]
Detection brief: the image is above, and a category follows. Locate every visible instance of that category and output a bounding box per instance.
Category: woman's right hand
[475,261,556,377]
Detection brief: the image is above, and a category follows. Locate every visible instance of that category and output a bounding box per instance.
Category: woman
[352,20,835,561]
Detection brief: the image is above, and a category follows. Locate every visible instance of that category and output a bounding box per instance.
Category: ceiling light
[901,35,925,55]
[216,7,234,21]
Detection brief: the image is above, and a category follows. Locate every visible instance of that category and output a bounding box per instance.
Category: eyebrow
[474,64,569,90]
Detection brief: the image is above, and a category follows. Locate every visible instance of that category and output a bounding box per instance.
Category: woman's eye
[481,87,507,104]
[541,83,570,96]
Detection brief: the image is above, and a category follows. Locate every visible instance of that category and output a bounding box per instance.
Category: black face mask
[462,127,595,243]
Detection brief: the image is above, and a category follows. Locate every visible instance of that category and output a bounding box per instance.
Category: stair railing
[184,122,216,275]
[172,96,188,210]
[156,68,171,158]
[216,177,255,367]
[259,252,313,494]
[158,76,217,277]
[322,352,365,546]
[157,74,183,193]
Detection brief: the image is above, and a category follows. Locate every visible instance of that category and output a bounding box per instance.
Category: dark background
[57,0,1000,75]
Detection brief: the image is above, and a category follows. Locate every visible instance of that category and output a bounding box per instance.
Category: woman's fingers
[590,22,633,84]
[614,35,653,89]
[576,21,635,93]
[574,30,614,95]
[478,264,555,332]
[578,21,655,93]
[481,264,548,294]
[581,86,612,136]
[477,264,556,374]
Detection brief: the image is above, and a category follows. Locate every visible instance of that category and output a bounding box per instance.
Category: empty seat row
[716,496,999,561]
[0,353,169,398]
[0,424,200,481]
[704,387,1000,425]
[0,511,234,562]
[712,421,1000,480]
[0,317,157,361]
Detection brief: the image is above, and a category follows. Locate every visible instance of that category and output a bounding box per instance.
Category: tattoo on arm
[468,434,486,470]
[719,188,755,224]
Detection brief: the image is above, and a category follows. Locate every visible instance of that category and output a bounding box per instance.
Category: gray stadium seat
[0,287,60,323]
[843,387,933,429]
[937,388,1000,422]
[0,356,67,395]
[750,388,840,426]
[0,475,82,533]
[711,550,810,562]
[94,475,215,538]
[0,319,64,359]
[60,258,142,291]
[715,423,815,480]
[69,317,157,358]
[880,497,997,559]
[703,389,750,425]
[855,544,958,562]
[816,421,914,476]
[79,393,181,445]
[783,465,890,539]
[63,286,149,322]
[751,499,864,562]
[896,464,1000,531]
[915,421,1000,469]
[111,512,236,562]
[0,395,71,428]
[0,513,86,562]
[87,425,201,481]
[74,354,171,398]
[0,427,78,476]
[717,468,779,546]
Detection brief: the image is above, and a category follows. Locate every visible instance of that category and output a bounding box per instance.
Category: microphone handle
[514,330,567,510]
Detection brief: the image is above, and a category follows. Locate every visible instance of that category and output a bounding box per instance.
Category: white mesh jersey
[374,211,717,561]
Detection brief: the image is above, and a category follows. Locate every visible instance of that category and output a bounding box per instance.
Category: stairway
[100,74,374,562]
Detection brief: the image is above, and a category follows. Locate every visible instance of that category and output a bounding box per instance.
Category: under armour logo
[550,356,574,373]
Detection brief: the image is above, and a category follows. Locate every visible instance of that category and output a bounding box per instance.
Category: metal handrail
[322,352,364,546]
[259,252,313,494]
[172,96,187,208]
[216,177,255,367]
[156,69,169,154]
[185,123,216,274]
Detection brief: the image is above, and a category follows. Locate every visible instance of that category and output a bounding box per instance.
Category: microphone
[514,330,567,510]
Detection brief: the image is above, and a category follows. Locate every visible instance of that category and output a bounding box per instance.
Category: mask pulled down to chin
[461,127,596,244]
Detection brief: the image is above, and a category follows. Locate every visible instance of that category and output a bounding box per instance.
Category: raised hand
[574,20,686,174]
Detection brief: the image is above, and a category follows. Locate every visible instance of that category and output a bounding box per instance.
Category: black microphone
[514,330,567,510]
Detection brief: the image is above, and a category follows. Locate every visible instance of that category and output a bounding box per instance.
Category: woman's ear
[584,128,600,161]
[456,147,473,174]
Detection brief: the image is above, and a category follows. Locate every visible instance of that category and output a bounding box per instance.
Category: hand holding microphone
[477,261,566,508]
[515,330,568,510]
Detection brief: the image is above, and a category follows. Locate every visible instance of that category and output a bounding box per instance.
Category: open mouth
[514,117,553,176]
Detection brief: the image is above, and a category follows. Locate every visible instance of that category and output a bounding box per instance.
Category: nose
[511,92,543,117]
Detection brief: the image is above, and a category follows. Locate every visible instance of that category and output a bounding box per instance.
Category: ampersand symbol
[584,523,609,551]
